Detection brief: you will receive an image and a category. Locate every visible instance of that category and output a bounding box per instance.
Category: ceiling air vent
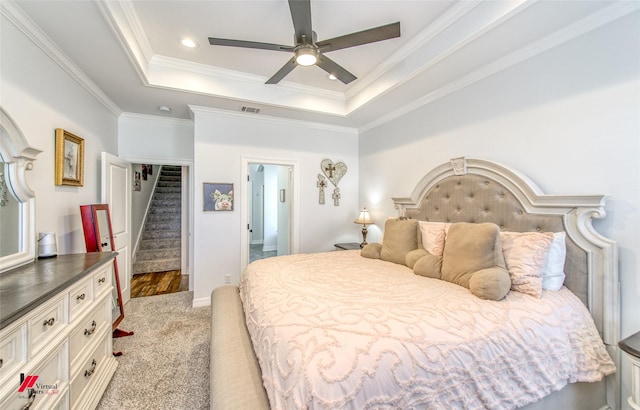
[241,106,261,114]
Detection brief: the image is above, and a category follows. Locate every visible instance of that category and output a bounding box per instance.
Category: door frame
[241,156,299,273]
[120,157,194,292]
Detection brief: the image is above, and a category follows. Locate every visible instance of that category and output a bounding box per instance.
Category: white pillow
[500,231,554,298]
[418,221,451,257]
[541,232,567,291]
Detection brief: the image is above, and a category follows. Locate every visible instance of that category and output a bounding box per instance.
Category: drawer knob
[0,358,3,369]
[84,320,97,336]
[98,277,106,284]
[76,293,86,301]
[42,317,55,327]
[84,359,97,377]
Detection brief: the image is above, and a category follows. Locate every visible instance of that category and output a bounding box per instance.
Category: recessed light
[180,37,198,48]
[327,74,337,81]
[158,106,171,113]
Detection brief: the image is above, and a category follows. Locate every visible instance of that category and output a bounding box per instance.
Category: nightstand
[619,331,640,410]
[334,242,361,251]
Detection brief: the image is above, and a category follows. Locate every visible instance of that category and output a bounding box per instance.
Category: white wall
[191,107,359,303]
[262,165,278,252]
[1,16,118,255]
[131,163,160,252]
[277,164,292,256]
[118,113,194,163]
[359,12,639,408]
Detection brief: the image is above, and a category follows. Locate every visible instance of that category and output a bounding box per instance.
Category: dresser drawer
[0,323,27,388]
[69,277,93,322]
[28,296,66,357]
[69,299,108,374]
[0,340,67,410]
[93,264,112,299]
[70,332,110,407]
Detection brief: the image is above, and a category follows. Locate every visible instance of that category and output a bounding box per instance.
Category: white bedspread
[239,250,615,410]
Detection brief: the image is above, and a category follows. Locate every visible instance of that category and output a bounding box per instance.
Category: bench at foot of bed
[211,285,270,410]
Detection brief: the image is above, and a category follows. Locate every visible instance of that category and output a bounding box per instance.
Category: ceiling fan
[208,0,400,85]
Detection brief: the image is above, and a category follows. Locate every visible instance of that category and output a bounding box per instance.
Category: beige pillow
[441,222,511,300]
[380,218,419,265]
[418,221,451,257]
[413,254,442,279]
[360,242,382,259]
[500,231,555,298]
[405,248,429,269]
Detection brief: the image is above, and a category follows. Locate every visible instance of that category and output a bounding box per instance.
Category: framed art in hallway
[54,128,84,186]
[203,182,234,211]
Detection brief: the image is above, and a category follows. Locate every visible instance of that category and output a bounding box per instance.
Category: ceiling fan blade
[266,57,298,84]
[288,0,313,43]
[316,53,357,84]
[317,22,400,53]
[208,37,293,52]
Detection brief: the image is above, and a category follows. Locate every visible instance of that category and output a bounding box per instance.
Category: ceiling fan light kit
[208,0,400,85]
[294,44,318,66]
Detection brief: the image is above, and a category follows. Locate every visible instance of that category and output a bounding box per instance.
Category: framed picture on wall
[203,182,234,211]
[55,128,84,186]
[133,171,141,191]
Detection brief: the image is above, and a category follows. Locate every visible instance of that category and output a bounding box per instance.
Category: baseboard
[192,296,211,308]
[262,245,277,252]
[250,239,264,245]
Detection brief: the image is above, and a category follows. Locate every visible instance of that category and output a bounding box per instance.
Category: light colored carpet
[97,291,210,409]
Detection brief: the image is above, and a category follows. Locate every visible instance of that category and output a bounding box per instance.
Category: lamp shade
[354,208,373,225]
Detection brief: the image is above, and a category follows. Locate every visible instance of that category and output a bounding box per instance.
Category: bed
[210,157,620,410]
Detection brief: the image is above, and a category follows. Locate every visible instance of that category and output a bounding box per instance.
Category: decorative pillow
[360,242,382,259]
[542,232,567,291]
[405,249,429,269]
[380,218,419,265]
[418,221,451,257]
[441,222,511,300]
[500,231,555,298]
[413,254,442,279]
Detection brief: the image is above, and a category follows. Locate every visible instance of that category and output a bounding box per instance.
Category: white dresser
[0,253,118,410]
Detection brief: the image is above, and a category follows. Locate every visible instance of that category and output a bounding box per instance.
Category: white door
[101,152,132,304]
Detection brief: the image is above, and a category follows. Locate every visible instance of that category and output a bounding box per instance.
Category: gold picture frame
[55,128,84,186]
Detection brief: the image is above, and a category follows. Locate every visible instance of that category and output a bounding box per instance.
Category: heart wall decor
[320,159,347,188]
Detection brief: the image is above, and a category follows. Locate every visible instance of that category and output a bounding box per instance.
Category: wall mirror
[80,204,126,333]
[0,107,41,273]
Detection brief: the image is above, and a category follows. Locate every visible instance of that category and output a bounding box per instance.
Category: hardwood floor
[131,270,189,298]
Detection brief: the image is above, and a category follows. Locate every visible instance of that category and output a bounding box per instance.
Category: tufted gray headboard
[392,158,618,351]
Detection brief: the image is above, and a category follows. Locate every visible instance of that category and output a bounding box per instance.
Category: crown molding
[119,112,194,126]
[188,105,357,135]
[346,0,482,99]
[96,0,152,83]
[359,0,640,133]
[2,1,122,117]
[150,55,345,101]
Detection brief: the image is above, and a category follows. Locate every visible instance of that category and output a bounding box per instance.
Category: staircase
[133,165,182,275]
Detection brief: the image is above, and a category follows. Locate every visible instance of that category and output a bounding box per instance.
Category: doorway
[241,158,299,272]
[248,163,291,263]
[129,163,192,298]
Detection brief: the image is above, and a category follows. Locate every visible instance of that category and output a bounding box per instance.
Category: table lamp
[354,208,373,248]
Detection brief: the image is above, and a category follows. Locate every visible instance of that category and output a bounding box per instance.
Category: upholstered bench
[210,285,269,409]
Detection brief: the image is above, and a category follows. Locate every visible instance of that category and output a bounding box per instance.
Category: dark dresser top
[0,252,116,328]
[619,331,640,359]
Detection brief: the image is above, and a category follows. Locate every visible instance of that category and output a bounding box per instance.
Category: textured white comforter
[239,250,615,410]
